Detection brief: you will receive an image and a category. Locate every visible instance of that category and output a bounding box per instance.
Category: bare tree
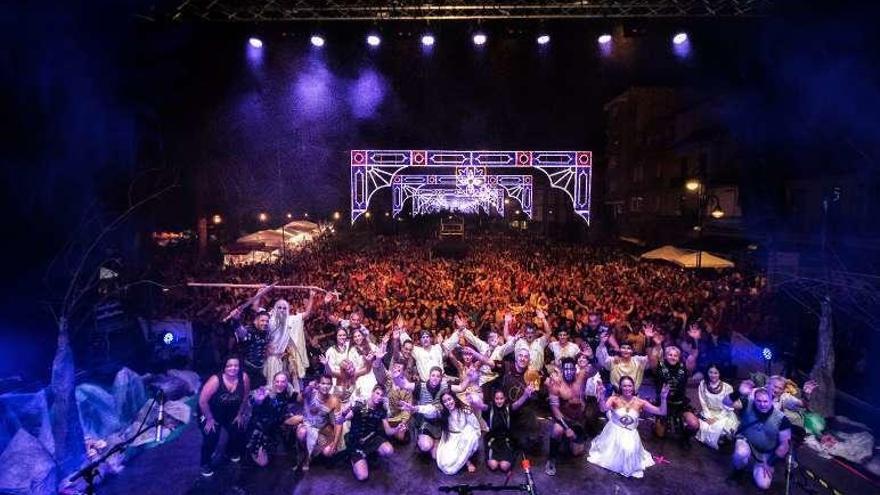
[45,171,176,477]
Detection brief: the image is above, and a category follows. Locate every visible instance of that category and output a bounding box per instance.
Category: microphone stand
[70,420,157,495]
[154,389,166,443]
[70,394,159,495]
[438,484,529,495]
[438,458,537,495]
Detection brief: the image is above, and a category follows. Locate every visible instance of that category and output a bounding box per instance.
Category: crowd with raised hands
[177,233,819,489]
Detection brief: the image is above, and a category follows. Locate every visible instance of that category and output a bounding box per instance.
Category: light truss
[168,1,774,22]
[411,187,504,216]
[351,149,590,224]
[391,170,533,218]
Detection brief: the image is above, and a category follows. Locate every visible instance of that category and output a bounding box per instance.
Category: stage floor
[97,416,872,495]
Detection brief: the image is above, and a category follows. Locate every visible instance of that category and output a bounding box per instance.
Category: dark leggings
[200,416,246,466]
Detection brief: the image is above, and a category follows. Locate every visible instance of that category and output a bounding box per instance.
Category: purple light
[673,32,689,45]
[248,37,263,48]
[537,34,550,45]
[367,35,381,47]
[598,34,612,45]
[421,34,435,46]
[349,68,386,120]
[472,33,487,46]
[310,35,325,47]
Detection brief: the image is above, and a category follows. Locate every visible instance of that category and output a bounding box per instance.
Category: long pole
[697,182,704,269]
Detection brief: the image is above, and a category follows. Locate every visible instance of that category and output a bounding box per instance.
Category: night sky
[1,0,879,382]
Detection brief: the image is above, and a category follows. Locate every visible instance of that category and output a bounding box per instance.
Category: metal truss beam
[169,1,774,22]
[350,149,591,224]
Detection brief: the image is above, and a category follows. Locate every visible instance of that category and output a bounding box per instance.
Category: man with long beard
[262,289,333,392]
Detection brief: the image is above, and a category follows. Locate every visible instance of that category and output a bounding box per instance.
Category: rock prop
[143,373,191,401]
[0,429,57,495]
[76,384,122,439]
[112,367,147,425]
[167,369,201,395]
[0,390,54,459]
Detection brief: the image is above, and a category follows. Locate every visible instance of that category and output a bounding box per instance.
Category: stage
[97,415,872,495]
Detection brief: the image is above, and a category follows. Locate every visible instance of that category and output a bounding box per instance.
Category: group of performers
[196,287,816,490]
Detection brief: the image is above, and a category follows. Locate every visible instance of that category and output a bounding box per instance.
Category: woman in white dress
[588,376,669,478]
[404,389,487,474]
[695,364,739,449]
[349,326,379,402]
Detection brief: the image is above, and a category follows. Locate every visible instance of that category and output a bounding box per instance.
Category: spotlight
[762,347,773,361]
[367,35,381,47]
[248,37,263,48]
[310,35,325,47]
[598,34,612,45]
[673,32,689,45]
[472,33,487,46]
[421,34,435,46]
[163,332,175,345]
[212,214,222,225]
[537,34,550,45]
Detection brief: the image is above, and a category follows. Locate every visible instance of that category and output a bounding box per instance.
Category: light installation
[350,150,592,224]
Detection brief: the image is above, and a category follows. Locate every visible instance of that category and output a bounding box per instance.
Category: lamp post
[685,180,724,269]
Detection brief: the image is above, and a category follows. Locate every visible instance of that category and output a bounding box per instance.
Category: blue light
[537,34,550,45]
[248,37,263,49]
[367,35,381,47]
[310,35,325,47]
[762,347,773,360]
[163,332,174,345]
[421,34,435,47]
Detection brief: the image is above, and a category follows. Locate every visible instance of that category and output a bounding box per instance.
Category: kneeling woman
[587,376,668,478]
[340,384,407,480]
[403,389,487,474]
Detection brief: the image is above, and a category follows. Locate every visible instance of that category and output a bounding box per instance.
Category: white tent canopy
[223,221,322,267]
[640,245,734,269]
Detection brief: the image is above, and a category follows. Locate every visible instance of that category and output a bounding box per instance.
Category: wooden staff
[186,282,339,321]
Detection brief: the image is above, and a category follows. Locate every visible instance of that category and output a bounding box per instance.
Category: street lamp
[685,181,725,268]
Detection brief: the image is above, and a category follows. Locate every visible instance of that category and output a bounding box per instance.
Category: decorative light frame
[350,150,591,224]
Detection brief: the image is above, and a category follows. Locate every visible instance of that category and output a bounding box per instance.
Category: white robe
[695,380,739,449]
[417,405,482,475]
[588,407,654,478]
[264,311,305,389]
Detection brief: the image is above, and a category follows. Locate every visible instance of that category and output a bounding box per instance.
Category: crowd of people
[155,232,816,489]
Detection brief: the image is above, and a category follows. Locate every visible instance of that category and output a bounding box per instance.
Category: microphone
[154,388,166,443]
[521,457,537,495]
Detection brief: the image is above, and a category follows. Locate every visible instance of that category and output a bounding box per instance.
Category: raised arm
[462,328,490,354]
[440,329,461,353]
[640,385,669,416]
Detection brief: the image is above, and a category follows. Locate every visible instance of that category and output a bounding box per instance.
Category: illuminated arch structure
[350,150,592,224]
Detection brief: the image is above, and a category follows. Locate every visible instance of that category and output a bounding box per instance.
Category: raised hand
[660,384,671,400]
[454,314,467,329]
[738,379,755,396]
[642,322,655,339]
[504,312,514,324]
[803,380,818,396]
[687,323,702,341]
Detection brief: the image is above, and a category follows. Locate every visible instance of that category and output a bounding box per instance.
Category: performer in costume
[587,376,669,479]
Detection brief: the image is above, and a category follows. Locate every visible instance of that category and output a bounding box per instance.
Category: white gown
[436,409,482,475]
[588,407,655,478]
[416,405,482,475]
[348,344,379,403]
[695,380,739,449]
